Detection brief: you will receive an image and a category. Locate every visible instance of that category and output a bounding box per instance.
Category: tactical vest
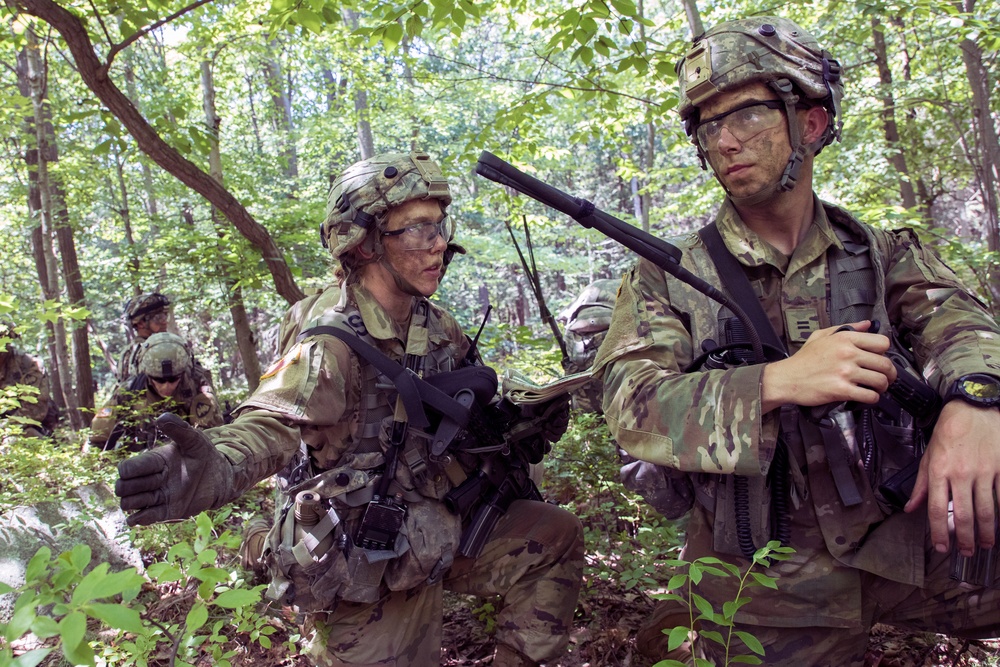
[626,205,928,558]
[262,296,469,611]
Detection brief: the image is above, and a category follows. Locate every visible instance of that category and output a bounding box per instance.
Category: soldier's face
[698,82,791,199]
[150,375,181,398]
[379,199,449,297]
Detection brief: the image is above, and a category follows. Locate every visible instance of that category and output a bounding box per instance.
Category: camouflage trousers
[304,499,584,666]
[694,542,1000,666]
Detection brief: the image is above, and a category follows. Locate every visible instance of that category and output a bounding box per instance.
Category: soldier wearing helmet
[91,332,222,451]
[115,152,584,667]
[118,292,171,382]
[117,291,216,398]
[0,321,57,439]
[593,16,1000,665]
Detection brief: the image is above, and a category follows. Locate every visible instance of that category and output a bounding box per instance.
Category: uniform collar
[350,283,416,343]
[716,195,842,274]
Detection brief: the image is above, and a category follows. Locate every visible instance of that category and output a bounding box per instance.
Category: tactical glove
[115,413,234,526]
[507,393,571,463]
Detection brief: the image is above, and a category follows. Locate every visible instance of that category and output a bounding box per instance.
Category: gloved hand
[115,413,234,527]
[507,393,571,463]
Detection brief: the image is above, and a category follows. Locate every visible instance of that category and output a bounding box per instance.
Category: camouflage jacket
[0,349,55,436]
[593,196,1000,627]
[91,376,222,449]
[208,283,481,603]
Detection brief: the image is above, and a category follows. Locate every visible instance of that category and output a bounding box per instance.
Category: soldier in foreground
[0,321,57,439]
[91,332,222,450]
[593,16,1000,665]
[115,152,584,667]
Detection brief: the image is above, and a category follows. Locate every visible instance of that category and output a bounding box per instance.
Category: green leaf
[71,562,111,605]
[734,630,766,655]
[748,572,778,589]
[213,587,263,609]
[186,601,209,632]
[5,603,37,643]
[30,615,61,639]
[147,562,184,583]
[86,603,145,634]
[293,8,325,34]
[667,625,690,651]
[25,547,52,583]
[0,582,13,595]
[11,648,52,667]
[60,611,94,666]
[69,544,92,572]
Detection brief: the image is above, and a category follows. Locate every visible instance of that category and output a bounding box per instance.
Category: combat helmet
[139,332,192,379]
[320,152,453,264]
[123,292,171,325]
[675,17,843,198]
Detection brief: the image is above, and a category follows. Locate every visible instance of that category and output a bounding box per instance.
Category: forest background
[1,0,999,665]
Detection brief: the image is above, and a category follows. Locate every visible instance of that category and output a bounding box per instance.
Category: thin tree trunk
[202,59,262,391]
[870,17,919,212]
[23,27,83,429]
[263,43,299,183]
[341,9,375,159]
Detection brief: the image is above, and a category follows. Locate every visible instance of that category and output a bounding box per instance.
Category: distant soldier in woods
[114,152,584,667]
[593,16,1000,665]
[558,278,618,413]
[118,292,214,394]
[91,332,222,451]
[0,321,57,439]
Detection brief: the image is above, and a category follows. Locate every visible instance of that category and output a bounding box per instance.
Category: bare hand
[905,401,1000,556]
[761,320,897,412]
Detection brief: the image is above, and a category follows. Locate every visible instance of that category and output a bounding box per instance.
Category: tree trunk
[14,0,305,305]
[870,17,919,212]
[263,43,299,183]
[341,9,375,159]
[22,28,84,430]
[680,0,704,37]
[202,59,262,391]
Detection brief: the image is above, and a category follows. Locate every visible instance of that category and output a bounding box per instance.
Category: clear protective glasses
[381,215,454,252]
[694,99,786,152]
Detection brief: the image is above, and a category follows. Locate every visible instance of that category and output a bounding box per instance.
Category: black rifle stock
[474,150,765,363]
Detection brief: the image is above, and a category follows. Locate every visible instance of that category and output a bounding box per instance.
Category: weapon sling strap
[698,222,865,510]
[297,325,472,432]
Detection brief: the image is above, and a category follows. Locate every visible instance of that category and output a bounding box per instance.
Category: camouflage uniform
[0,346,56,437]
[593,198,1000,664]
[212,283,584,666]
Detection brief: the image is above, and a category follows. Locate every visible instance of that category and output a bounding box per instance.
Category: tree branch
[10,0,304,304]
[106,0,215,66]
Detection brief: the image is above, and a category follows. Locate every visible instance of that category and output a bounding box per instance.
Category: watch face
[959,375,1000,403]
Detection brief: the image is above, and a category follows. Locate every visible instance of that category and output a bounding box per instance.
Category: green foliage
[0,436,119,511]
[545,411,684,594]
[0,512,275,667]
[652,542,795,667]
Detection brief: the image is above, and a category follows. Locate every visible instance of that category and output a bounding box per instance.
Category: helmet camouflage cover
[123,292,171,324]
[320,152,453,260]
[139,332,192,378]
[676,16,843,147]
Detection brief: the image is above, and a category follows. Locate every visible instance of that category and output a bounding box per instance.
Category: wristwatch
[944,373,1000,408]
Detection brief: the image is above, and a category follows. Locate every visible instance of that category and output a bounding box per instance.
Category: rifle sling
[698,222,864,509]
[297,325,471,432]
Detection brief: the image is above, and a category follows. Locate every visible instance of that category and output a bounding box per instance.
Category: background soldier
[119,292,214,395]
[0,321,57,439]
[92,332,222,451]
[114,152,584,667]
[594,16,1000,665]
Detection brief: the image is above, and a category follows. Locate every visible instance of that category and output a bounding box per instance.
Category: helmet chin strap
[378,256,426,298]
[721,78,808,208]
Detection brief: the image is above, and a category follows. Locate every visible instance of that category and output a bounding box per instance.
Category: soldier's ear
[802,105,829,146]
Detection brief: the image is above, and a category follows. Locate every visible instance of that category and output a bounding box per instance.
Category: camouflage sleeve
[207,335,360,496]
[593,259,776,476]
[881,228,1000,392]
